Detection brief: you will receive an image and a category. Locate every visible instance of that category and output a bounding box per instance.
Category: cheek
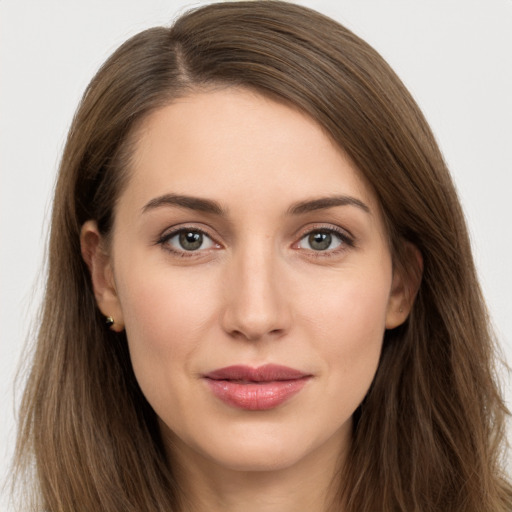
[115,263,220,391]
[301,267,391,402]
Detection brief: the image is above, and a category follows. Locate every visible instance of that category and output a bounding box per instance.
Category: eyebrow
[141,193,370,216]
[142,193,225,215]
[288,195,370,215]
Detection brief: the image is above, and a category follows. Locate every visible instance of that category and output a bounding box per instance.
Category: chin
[207,442,307,473]
[186,419,348,476]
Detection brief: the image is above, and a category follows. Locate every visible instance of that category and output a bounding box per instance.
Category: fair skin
[81,88,414,512]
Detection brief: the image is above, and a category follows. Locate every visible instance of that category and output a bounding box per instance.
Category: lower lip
[205,378,310,410]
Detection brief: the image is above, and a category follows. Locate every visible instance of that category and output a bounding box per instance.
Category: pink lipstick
[203,364,311,411]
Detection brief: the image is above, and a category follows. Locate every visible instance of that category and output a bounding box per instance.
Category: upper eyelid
[294,223,355,242]
[157,224,220,243]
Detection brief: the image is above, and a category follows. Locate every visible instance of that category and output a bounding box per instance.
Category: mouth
[203,364,312,411]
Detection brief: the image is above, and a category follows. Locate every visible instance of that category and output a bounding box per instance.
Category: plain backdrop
[1,0,511,508]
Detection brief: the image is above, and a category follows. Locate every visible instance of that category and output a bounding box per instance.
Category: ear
[80,220,125,332]
[385,242,423,329]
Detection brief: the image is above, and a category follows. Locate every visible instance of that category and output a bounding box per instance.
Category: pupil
[179,231,203,250]
[309,231,331,251]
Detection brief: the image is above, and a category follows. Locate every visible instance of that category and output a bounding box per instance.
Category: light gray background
[1,0,511,508]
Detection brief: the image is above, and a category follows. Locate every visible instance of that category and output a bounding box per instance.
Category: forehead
[121,87,380,216]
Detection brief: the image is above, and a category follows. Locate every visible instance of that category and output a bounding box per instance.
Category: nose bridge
[221,237,289,341]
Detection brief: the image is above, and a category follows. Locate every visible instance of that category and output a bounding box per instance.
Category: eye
[296,229,351,252]
[160,228,218,253]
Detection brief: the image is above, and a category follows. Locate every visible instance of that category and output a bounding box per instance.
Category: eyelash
[156,225,355,258]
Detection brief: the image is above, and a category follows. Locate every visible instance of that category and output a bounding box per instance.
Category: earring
[105,316,115,328]
[399,307,403,313]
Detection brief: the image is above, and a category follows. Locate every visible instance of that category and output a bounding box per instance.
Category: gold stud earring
[105,316,114,328]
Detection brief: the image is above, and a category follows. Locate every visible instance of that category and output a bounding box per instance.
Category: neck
[164,425,350,512]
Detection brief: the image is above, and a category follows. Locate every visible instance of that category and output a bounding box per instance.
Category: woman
[13,1,511,511]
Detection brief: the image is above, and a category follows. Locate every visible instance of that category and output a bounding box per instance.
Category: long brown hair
[13,2,511,511]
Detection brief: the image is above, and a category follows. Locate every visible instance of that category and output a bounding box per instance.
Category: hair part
[13,2,511,511]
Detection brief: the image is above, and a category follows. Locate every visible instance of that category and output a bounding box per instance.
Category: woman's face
[86,88,408,475]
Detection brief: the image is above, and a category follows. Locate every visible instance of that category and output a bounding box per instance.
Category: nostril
[228,327,285,342]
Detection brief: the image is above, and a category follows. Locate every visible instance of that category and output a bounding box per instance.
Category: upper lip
[204,364,310,382]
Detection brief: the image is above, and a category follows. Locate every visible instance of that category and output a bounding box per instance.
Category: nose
[220,243,291,341]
